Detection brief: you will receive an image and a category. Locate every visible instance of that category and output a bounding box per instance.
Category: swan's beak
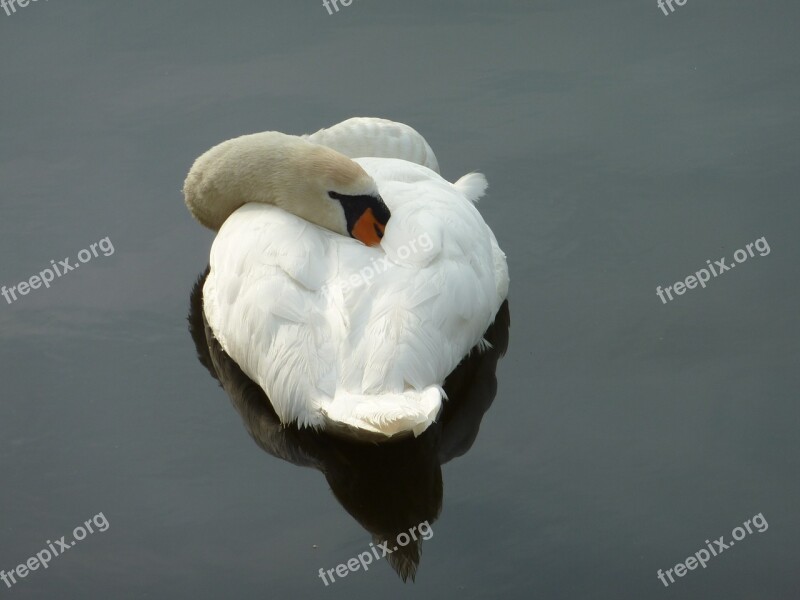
[328,191,391,246]
[352,208,386,247]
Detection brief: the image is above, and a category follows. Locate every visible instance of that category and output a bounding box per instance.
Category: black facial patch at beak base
[328,191,391,246]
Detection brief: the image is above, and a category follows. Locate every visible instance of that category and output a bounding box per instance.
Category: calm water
[1,1,799,598]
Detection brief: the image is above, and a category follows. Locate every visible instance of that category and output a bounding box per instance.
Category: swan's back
[203,157,507,438]
[304,117,440,173]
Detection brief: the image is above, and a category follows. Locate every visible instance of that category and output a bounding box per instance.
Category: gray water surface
[1,1,799,598]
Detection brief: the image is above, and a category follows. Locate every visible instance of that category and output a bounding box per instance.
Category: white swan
[184,117,509,439]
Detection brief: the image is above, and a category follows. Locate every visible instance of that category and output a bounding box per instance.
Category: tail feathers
[322,386,443,438]
[454,172,488,203]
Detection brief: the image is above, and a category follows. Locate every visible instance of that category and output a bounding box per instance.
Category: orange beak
[352,208,385,246]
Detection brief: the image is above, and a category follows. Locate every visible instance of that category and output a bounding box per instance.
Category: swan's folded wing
[340,250,497,395]
[332,177,501,398]
[304,117,440,173]
[203,204,338,429]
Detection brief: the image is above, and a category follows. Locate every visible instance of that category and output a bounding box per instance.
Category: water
[1,1,798,598]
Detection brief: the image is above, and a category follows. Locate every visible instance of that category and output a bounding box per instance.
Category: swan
[183,117,509,439]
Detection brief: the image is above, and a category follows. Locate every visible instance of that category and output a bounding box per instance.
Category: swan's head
[300,143,391,247]
[183,132,391,246]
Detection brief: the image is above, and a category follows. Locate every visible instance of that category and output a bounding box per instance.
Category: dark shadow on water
[187,268,510,582]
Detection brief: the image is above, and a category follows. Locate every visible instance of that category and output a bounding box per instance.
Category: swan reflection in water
[187,270,510,582]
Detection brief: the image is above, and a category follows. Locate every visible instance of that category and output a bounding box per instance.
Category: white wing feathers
[304,117,440,173]
[204,123,507,437]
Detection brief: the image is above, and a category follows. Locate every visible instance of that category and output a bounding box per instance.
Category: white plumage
[187,118,508,439]
[304,117,441,174]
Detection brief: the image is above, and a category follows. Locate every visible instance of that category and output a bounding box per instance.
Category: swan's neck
[183,132,358,233]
